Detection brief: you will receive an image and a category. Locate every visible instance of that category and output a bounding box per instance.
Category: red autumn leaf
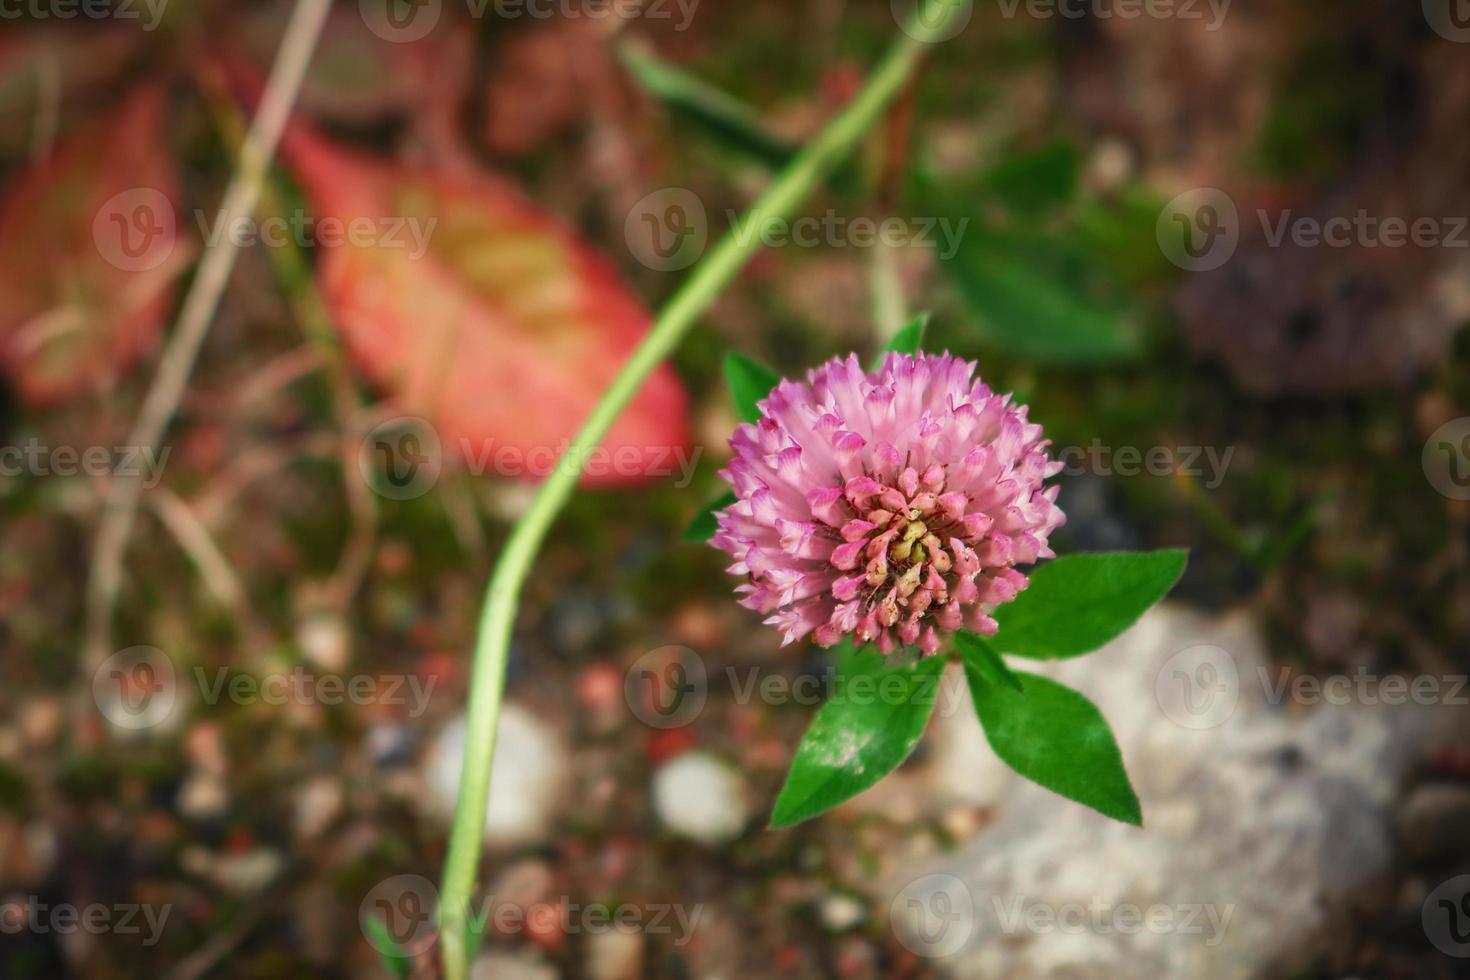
[0,85,187,406]
[279,125,690,486]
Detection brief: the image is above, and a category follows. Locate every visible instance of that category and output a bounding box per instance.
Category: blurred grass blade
[618,40,798,169]
[362,916,413,979]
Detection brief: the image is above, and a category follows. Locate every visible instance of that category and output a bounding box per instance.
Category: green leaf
[940,225,1141,363]
[991,550,1187,660]
[977,141,1080,215]
[872,312,929,368]
[953,632,1022,692]
[724,352,782,424]
[617,40,798,170]
[770,646,946,828]
[362,916,414,979]
[685,491,736,542]
[963,666,1141,825]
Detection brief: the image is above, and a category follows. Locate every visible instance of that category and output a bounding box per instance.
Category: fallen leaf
[0,85,187,406]
[280,125,690,486]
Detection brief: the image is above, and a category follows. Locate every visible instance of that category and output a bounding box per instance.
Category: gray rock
[890,605,1468,980]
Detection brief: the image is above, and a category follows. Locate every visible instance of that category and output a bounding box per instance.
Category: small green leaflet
[685,353,785,543]
[962,662,1141,826]
[953,632,1022,691]
[362,916,414,979]
[723,351,782,424]
[871,312,929,370]
[990,550,1188,659]
[684,490,736,543]
[770,645,946,828]
[616,40,799,170]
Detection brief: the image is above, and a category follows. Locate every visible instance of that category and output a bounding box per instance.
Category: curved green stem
[437,5,962,977]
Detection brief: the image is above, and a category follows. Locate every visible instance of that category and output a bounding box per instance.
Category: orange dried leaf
[281,127,690,486]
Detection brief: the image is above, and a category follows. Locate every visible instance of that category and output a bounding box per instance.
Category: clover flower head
[712,352,1065,656]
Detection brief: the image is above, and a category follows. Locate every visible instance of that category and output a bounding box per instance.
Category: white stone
[888,604,1469,980]
[585,929,644,980]
[425,704,568,848]
[471,950,559,980]
[652,751,749,845]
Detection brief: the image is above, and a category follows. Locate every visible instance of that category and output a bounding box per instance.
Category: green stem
[437,6,962,977]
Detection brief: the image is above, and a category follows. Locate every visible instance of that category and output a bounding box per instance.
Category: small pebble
[652,751,749,845]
